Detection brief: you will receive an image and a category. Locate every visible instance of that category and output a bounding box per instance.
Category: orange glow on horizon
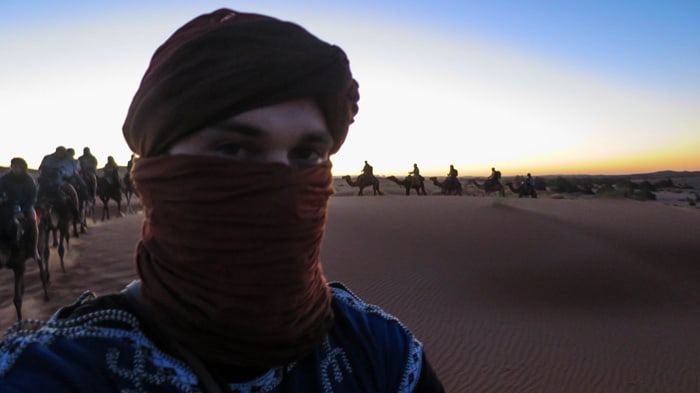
[330,142,700,177]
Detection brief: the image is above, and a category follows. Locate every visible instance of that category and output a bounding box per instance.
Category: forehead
[226,99,328,134]
[169,98,333,155]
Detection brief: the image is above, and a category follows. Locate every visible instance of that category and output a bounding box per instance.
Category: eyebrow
[214,121,334,145]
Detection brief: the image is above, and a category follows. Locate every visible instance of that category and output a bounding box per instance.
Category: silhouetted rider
[38,146,81,218]
[0,157,41,261]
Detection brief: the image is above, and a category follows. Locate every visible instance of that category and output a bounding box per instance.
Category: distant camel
[96,174,123,221]
[342,174,382,196]
[122,172,139,213]
[70,175,90,235]
[36,188,75,274]
[469,179,506,197]
[80,170,97,226]
[387,175,427,195]
[429,176,462,196]
[0,199,50,320]
[506,182,538,198]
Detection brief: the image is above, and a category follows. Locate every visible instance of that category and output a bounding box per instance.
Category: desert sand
[1,189,699,392]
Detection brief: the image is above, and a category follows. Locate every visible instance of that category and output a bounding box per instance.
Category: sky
[1,1,698,177]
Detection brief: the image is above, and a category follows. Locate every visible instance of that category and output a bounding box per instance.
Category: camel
[37,168,81,238]
[80,170,97,226]
[0,199,50,320]
[506,182,538,198]
[122,172,139,213]
[70,175,90,235]
[36,189,75,274]
[97,174,123,221]
[342,174,382,196]
[429,176,462,196]
[469,179,506,197]
[387,175,427,195]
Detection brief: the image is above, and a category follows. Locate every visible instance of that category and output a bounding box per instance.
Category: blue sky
[1,1,698,175]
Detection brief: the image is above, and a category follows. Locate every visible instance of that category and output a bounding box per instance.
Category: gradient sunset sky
[1,1,698,176]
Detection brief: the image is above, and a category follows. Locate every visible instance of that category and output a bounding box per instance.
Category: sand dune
[1,195,699,392]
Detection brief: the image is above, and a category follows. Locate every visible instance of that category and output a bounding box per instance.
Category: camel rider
[448,165,458,178]
[447,164,458,188]
[409,163,423,181]
[127,154,136,174]
[487,167,501,187]
[523,173,535,192]
[125,153,136,185]
[38,146,81,218]
[102,156,120,185]
[0,157,41,261]
[361,160,374,180]
[78,147,98,176]
[66,148,89,202]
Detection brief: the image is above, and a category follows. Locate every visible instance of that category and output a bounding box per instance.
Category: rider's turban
[122,8,359,157]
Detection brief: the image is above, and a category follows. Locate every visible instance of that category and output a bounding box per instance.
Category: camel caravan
[339,162,538,198]
[0,148,141,321]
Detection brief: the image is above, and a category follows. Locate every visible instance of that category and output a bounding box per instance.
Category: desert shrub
[653,178,675,188]
[687,196,696,206]
[596,181,655,200]
[627,181,656,200]
[628,188,656,201]
[575,179,596,195]
[534,177,547,191]
[638,180,656,191]
[596,184,627,198]
[552,177,579,193]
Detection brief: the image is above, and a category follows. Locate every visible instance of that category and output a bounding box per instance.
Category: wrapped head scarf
[122,8,359,369]
[123,8,358,157]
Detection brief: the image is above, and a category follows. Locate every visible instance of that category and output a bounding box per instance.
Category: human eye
[290,146,328,168]
[214,142,256,159]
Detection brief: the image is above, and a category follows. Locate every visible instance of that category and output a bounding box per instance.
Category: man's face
[168,98,332,170]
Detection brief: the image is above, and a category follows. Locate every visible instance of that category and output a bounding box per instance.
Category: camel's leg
[80,204,87,233]
[125,193,134,214]
[90,199,97,224]
[52,227,58,247]
[58,233,66,273]
[38,224,51,284]
[13,265,25,321]
[72,218,80,238]
[35,254,50,301]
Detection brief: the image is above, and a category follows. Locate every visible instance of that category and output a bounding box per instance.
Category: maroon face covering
[131,155,335,368]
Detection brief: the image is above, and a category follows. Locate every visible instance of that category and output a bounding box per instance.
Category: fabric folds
[131,155,335,367]
[122,8,359,158]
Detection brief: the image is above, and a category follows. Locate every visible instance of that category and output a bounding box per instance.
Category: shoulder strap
[122,281,225,393]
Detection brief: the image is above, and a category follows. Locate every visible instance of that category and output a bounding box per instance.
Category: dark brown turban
[123,8,359,157]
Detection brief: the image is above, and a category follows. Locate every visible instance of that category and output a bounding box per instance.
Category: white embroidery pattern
[330,284,423,393]
[227,363,296,393]
[319,337,353,393]
[0,310,200,392]
[1,286,423,393]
